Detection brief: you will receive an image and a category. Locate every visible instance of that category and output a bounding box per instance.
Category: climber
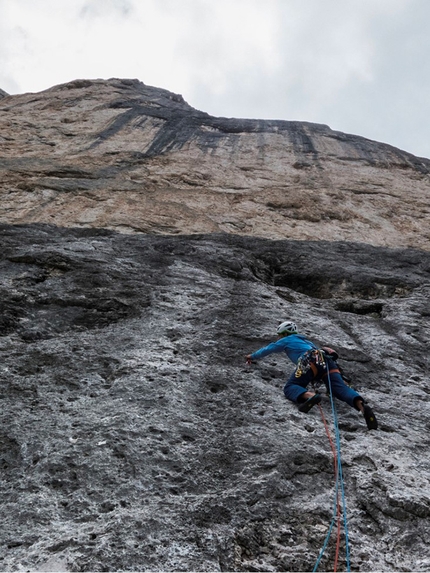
[246,321,378,430]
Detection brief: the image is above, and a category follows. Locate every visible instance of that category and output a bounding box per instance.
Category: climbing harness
[312,367,351,572]
[295,349,326,377]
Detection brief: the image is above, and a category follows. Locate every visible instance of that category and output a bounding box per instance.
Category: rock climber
[246,321,378,430]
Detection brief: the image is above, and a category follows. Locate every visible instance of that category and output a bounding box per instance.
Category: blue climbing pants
[283,357,362,409]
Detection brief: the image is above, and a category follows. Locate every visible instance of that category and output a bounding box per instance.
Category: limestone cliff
[0,225,429,571]
[0,78,429,249]
[1,80,430,572]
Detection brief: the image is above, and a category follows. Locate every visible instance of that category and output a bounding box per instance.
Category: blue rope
[312,476,339,572]
[313,366,351,572]
[327,367,351,571]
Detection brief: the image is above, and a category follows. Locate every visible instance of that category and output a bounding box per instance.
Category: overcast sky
[1,0,429,159]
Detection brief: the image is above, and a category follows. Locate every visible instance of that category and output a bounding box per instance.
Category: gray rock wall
[1,224,429,571]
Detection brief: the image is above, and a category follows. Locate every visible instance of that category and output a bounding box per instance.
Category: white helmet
[277,321,298,335]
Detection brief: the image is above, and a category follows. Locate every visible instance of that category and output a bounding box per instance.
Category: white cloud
[79,0,134,18]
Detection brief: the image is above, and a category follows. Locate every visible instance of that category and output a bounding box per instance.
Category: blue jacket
[251,334,317,365]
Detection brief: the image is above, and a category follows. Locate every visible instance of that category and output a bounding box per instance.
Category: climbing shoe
[298,394,321,413]
[363,405,378,430]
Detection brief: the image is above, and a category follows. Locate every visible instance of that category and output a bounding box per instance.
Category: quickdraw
[295,349,326,377]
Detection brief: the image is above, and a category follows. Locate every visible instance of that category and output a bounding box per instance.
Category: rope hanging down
[312,368,351,572]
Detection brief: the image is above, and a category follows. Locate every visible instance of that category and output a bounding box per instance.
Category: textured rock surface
[1,224,430,572]
[1,78,430,572]
[1,78,429,250]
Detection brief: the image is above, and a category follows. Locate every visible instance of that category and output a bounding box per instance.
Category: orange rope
[318,404,342,572]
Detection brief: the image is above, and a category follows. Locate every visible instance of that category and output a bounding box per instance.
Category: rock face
[1,223,430,572]
[1,79,430,572]
[1,78,429,250]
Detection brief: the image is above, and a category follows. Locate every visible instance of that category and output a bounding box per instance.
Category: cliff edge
[1,78,429,249]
